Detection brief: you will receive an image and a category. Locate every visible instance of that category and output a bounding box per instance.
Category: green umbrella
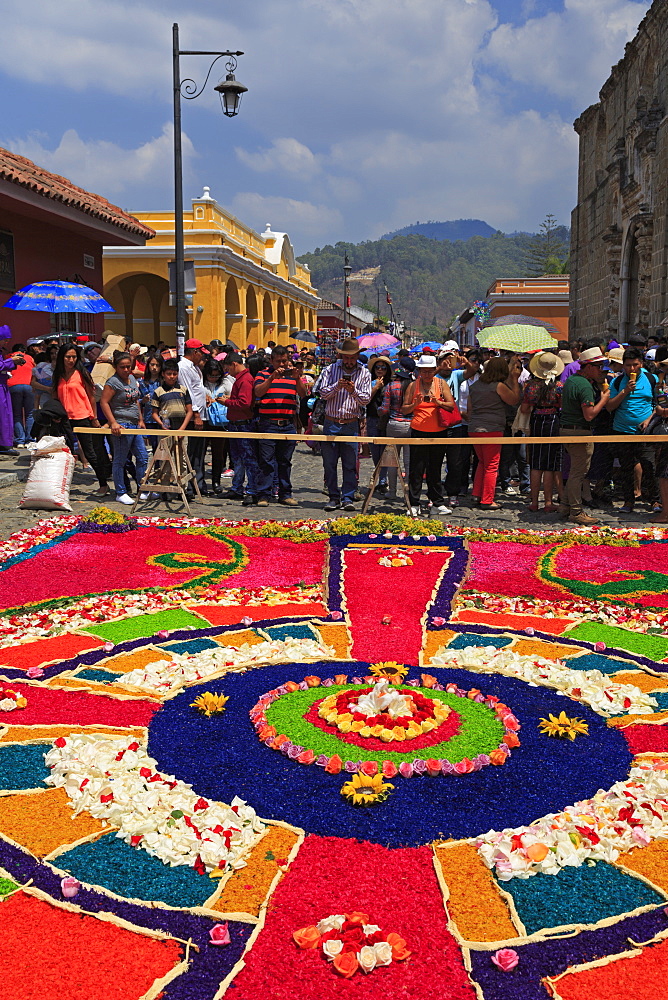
[477,324,557,353]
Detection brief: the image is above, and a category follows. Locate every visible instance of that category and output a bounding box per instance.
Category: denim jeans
[321,418,359,503]
[112,422,148,496]
[9,384,34,444]
[229,418,260,496]
[257,419,296,499]
[366,414,387,486]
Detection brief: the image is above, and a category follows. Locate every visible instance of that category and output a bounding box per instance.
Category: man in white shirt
[178,338,207,496]
[318,338,372,511]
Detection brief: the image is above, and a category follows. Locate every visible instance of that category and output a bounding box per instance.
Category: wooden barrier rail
[73,426,668,447]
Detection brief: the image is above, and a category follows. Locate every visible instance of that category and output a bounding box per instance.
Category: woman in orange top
[401,354,455,515]
[52,344,110,495]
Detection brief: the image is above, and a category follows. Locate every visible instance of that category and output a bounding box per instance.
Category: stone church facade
[570,0,668,343]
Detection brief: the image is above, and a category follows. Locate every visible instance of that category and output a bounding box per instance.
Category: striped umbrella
[477,324,557,353]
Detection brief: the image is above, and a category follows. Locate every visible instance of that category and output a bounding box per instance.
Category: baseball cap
[184,338,203,349]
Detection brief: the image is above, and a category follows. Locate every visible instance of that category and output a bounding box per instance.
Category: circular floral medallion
[250,673,518,776]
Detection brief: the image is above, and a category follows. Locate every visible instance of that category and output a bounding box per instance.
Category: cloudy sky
[0,0,650,253]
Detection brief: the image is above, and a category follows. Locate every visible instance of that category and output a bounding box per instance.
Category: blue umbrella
[3,280,113,314]
[410,341,442,353]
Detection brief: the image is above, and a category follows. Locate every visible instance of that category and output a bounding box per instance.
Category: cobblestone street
[0,441,654,540]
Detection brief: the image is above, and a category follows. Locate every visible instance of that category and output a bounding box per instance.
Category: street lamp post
[172,22,247,356]
[342,254,352,336]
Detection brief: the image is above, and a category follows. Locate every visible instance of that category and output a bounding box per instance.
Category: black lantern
[215,70,248,118]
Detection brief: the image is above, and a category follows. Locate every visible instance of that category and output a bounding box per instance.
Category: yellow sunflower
[340,772,394,806]
[538,712,589,740]
[190,692,229,717]
[369,661,409,684]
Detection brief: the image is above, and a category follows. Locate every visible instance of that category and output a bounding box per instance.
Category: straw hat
[606,347,625,364]
[529,351,565,380]
[336,337,361,356]
[558,349,574,364]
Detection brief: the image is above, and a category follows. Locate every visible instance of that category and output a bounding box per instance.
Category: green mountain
[298,227,570,331]
[381,219,497,241]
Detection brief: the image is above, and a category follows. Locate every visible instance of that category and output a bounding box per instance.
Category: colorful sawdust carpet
[2,512,668,999]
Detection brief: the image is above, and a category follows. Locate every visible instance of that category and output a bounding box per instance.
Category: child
[151,360,193,431]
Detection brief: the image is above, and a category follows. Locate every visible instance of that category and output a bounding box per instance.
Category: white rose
[362,924,382,936]
[322,939,344,961]
[317,914,346,934]
[357,945,377,974]
[373,941,393,967]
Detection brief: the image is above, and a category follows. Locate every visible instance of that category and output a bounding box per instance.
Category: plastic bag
[20,437,75,511]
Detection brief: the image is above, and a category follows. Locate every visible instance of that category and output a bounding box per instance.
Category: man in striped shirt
[318,338,372,511]
[253,345,307,505]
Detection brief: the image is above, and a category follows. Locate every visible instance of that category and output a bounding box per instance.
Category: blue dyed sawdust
[649,691,668,710]
[76,668,121,683]
[260,623,318,642]
[449,633,512,650]
[564,653,635,676]
[82,608,205,643]
[0,744,51,790]
[57,832,215,908]
[163,638,220,655]
[498,861,665,935]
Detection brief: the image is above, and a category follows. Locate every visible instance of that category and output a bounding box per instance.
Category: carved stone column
[603,227,623,337]
[635,218,654,330]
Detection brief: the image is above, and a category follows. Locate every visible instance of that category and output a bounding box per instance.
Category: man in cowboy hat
[559,347,610,524]
[318,337,372,511]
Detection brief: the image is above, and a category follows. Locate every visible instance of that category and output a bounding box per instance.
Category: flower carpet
[2,511,668,998]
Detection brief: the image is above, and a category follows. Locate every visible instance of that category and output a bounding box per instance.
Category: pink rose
[524,627,535,636]
[427,534,437,541]
[594,641,606,652]
[61,876,81,899]
[491,949,519,972]
[103,642,115,652]
[157,630,169,639]
[241,617,253,626]
[209,923,231,946]
[330,610,343,620]
[26,666,44,678]
[432,617,446,627]
[399,762,414,778]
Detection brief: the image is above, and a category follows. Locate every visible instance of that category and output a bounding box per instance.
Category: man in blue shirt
[605,347,657,512]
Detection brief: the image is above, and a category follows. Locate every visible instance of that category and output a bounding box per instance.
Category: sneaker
[223,490,245,500]
[222,468,234,477]
[139,492,150,501]
[448,496,459,508]
[324,500,341,511]
[503,486,518,495]
[569,511,596,525]
[256,499,270,507]
[279,497,299,506]
[410,506,420,517]
[342,501,355,511]
[434,505,452,515]
[116,493,134,506]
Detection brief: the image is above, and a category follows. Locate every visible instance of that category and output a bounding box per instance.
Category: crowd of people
[1,328,667,523]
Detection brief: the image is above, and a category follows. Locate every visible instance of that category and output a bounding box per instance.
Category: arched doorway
[225,278,243,346]
[289,302,297,334]
[277,298,286,336]
[620,229,641,340]
[263,292,275,346]
[246,286,259,346]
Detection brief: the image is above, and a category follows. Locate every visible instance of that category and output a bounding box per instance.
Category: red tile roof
[0,146,155,240]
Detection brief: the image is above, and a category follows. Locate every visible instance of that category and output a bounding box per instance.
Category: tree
[524,215,568,276]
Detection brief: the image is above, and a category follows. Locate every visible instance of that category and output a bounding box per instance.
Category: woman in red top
[7,343,34,445]
[52,344,110,495]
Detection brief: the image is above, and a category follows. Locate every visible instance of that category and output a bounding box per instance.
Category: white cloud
[3,124,195,199]
[235,138,320,178]
[484,0,647,104]
[230,193,343,241]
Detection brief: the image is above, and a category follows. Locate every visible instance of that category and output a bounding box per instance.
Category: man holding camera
[318,338,372,511]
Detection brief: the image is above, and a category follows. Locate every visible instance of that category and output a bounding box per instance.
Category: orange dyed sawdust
[615,839,668,893]
[0,786,113,857]
[99,647,165,673]
[210,825,299,917]
[513,639,577,660]
[213,629,265,649]
[0,725,146,744]
[607,710,668,728]
[545,937,668,1000]
[612,672,668,693]
[422,629,458,665]
[433,841,518,942]
[316,624,351,659]
[454,610,573,634]
[46,677,161,700]
[0,633,105,671]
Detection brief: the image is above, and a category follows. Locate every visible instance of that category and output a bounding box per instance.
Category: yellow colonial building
[102,186,318,349]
